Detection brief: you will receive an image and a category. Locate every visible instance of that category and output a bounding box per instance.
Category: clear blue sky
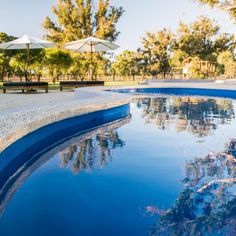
[0,0,236,53]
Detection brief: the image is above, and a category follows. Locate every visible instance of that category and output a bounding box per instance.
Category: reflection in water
[59,129,126,174]
[149,142,236,236]
[0,117,130,216]
[137,97,235,137]
[1,96,236,236]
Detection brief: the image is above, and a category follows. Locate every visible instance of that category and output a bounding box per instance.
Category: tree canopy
[44,49,73,83]
[112,50,141,79]
[0,32,17,81]
[2,3,236,81]
[140,29,174,77]
[9,50,45,81]
[0,33,15,44]
[176,16,235,61]
[196,0,236,19]
[111,16,236,79]
[43,0,124,46]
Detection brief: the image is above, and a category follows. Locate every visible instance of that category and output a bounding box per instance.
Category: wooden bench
[3,82,48,93]
[60,81,105,91]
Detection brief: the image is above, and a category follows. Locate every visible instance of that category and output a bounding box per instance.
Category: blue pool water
[0,95,235,236]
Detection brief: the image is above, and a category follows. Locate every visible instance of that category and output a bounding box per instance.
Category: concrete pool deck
[1,80,236,152]
[0,88,130,152]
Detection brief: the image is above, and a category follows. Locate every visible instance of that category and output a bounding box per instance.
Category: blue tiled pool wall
[0,103,130,190]
[110,87,236,99]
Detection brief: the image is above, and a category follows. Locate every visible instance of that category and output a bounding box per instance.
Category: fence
[2,74,150,82]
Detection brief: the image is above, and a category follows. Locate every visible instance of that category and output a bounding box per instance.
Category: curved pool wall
[0,103,130,191]
[110,87,236,99]
[0,116,131,216]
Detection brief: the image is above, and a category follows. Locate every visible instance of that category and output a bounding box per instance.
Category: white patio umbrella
[0,35,55,51]
[0,35,55,81]
[65,36,119,79]
[0,35,55,63]
[65,36,119,53]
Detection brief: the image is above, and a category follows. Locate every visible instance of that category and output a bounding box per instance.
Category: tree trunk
[132,74,135,81]
[24,71,29,82]
[0,69,4,82]
[37,74,41,82]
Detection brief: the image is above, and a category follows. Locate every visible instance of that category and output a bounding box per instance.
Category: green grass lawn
[48,82,60,90]
[105,81,140,86]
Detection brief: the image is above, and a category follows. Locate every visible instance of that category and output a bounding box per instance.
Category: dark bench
[3,82,48,93]
[60,81,105,91]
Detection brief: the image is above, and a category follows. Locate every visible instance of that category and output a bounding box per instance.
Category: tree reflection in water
[59,130,125,174]
[0,117,130,216]
[149,144,236,236]
[137,97,235,137]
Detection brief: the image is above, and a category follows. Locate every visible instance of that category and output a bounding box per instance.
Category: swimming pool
[0,91,235,236]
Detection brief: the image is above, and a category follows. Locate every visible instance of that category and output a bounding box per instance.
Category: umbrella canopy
[0,35,55,50]
[0,35,55,82]
[64,36,119,52]
[65,36,119,80]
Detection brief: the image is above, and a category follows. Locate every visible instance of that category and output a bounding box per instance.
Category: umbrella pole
[90,43,94,80]
[26,44,30,82]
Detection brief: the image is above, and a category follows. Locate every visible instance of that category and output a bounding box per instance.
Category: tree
[0,32,16,81]
[0,52,6,81]
[112,50,141,80]
[44,49,73,83]
[68,53,90,80]
[170,49,188,67]
[217,50,236,78]
[169,16,236,78]
[31,56,46,81]
[196,0,236,19]
[176,16,235,61]
[68,52,110,80]
[141,29,174,78]
[42,0,124,46]
[43,0,123,80]
[9,54,28,81]
[93,55,111,79]
[0,32,16,44]
[9,50,45,81]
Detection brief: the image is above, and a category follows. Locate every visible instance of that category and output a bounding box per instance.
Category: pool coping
[109,87,236,100]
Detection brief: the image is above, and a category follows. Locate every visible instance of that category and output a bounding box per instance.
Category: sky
[0,0,236,54]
